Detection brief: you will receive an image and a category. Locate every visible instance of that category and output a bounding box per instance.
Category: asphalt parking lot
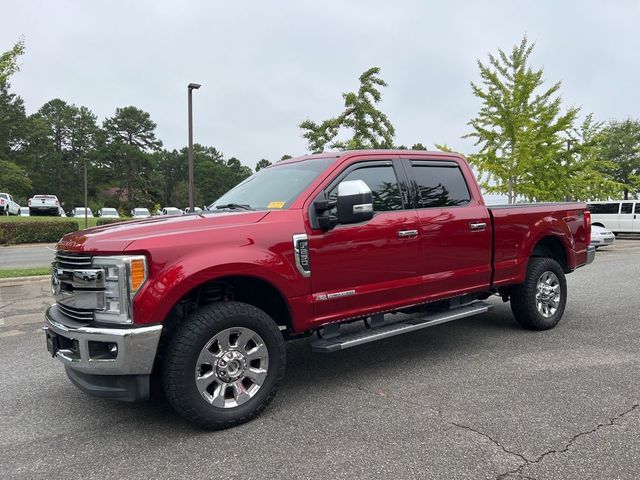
[1,240,639,479]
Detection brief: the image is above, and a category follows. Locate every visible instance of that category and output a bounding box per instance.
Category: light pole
[187,83,201,211]
[84,159,88,229]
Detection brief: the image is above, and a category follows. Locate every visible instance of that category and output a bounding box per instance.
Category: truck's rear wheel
[510,257,567,330]
[162,301,286,429]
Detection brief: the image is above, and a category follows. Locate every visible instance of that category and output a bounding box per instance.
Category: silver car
[98,208,120,218]
[71,207,94,218]
[590,225,615,248]
[131,208,152,218]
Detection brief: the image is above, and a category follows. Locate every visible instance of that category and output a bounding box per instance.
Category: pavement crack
[345,381,531,470]
[496,403,640,479]
[448,420,529,465]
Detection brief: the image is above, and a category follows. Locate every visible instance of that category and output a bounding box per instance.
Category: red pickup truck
[44,150,594,429]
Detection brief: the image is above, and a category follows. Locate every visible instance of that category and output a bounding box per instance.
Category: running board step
[310,301,493,353]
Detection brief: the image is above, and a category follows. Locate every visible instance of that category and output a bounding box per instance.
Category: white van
[587,201,640,233]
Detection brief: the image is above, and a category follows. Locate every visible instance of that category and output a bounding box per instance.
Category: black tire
[510,257,567,331]
[162,301,286,430]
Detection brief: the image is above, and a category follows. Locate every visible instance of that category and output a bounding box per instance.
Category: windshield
[210,158,333,210]
[102,208,118,215]
[134,208,150,215]
[164,208,182,215]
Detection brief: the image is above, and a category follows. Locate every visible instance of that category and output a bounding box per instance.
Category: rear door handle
[470,222,487,231]
[397,229,418,238]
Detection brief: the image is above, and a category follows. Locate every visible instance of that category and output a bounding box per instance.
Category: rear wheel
[510,257,567,330]
[162,301,286,429]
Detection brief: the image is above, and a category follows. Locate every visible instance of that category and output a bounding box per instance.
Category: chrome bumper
[586,245,596,265]
[44,305,162,376]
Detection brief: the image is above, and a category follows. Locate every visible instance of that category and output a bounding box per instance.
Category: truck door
[618,202,634,233]
[403,159,492,298]
[306,159,423,326]
[635,203,640,233]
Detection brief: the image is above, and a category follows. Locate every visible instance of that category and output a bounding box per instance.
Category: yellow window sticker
[267,201,286,209]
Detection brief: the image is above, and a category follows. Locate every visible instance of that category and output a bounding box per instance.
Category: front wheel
[162,301,286,429]
[510,257,567,330]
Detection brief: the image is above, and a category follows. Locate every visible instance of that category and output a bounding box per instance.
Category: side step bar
[311,301,493,353]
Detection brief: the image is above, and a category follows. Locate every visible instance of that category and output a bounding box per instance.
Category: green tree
[103,106,162,151]
[102,106,162,203]
[562,115,624,200]
[465,37,578,203]
[0,159,31,200]
[0,82,26,159]
[255,159,271,171]
[599,119,640,199]
[300,67,395,152]
[20,99,99,206]
[0,39,25,84]
[0,41,27,161]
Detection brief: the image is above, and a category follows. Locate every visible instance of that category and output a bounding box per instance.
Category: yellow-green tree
[465,37,578,203]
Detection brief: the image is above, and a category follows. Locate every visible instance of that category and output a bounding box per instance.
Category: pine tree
[300,67,395,152]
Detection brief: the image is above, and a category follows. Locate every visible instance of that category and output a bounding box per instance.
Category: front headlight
[92,255,147,324]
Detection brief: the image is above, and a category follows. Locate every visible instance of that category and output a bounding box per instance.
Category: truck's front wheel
[510,257,567,330]
[162,301,286,429]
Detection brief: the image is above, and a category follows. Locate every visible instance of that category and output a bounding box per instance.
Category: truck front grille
[54,252,93,269]
[53,251,98,323]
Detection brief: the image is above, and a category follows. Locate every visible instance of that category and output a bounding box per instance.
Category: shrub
[96,218,125,226]
[0,220,79,245]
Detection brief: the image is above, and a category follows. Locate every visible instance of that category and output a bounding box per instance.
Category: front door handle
[470,222,487,231]
[397,229,419,238]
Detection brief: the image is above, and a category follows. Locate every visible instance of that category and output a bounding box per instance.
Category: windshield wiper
[214,203,254,211]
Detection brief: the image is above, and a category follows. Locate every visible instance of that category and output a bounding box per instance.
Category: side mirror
[336,180,374,224]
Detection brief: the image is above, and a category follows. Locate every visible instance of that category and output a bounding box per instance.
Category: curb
[0,275,50,287]
[1,243,56,249]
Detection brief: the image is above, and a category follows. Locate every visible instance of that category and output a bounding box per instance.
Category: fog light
[88,341,118,360]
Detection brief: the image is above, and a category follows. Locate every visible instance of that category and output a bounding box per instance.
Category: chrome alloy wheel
[535,271,561,318]
[195,327,269,408]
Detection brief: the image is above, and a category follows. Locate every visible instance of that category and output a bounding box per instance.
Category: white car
[71,207,94,218]
[590,225,615,248]
[28,194,60,216]
[184,207,203,214]
[161,207,183,216]
[19,206,30,216]
[131,207,152,218]
[0,192,20,215]
[97,208,120,218]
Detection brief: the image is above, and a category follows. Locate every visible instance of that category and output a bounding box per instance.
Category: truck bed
[488,202,590,287]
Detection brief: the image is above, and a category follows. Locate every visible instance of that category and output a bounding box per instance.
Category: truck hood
[57,211,270,253]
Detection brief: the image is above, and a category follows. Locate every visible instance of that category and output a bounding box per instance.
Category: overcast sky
[2,0,639,169]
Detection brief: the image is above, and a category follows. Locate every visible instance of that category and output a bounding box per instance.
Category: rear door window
[410,163,471,208]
